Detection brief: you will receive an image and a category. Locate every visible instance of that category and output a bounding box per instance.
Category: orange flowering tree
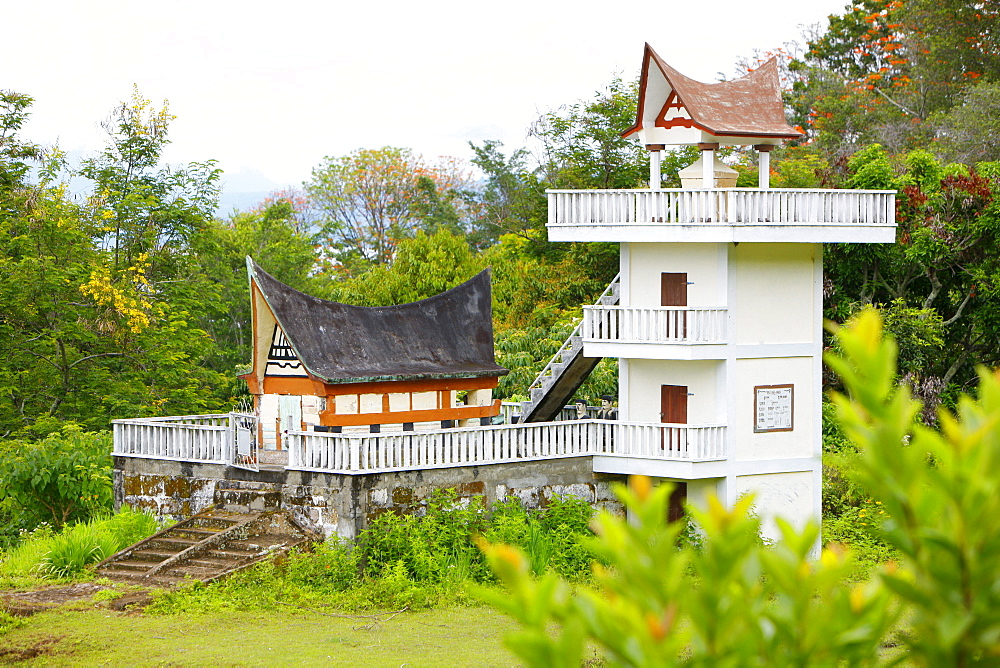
[786,0,998,153]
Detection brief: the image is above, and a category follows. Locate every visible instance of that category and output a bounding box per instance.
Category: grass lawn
[0,604,521,666]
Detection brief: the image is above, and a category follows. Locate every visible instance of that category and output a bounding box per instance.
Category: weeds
[149,492,598,614]
[0,506,160,582]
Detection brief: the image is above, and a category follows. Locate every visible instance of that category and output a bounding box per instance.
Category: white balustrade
[547,188,896,227]
[112,414,233,464]
[115,415,727,472]
[286,420,726,474]
[582,306,727,344]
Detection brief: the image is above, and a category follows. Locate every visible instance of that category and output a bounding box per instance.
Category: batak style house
[241,259,507,448]
[111,44,895,544]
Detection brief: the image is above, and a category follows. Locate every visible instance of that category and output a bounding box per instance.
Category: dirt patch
[1,583,106,616]
[1,582,157,616]
[0,634,62,662]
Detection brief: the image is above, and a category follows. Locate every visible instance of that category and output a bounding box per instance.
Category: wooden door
[667,483,688,524]
[660,385,688,452]
[661,273,687,338]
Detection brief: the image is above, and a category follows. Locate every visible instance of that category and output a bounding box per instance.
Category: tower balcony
[582,305,728,360]
[547,188,896,244]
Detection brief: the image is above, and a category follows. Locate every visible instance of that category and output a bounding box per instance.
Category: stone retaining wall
[113,456,627,539]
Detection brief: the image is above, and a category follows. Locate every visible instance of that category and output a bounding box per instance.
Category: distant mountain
[215,167,286,216]
[216,190,271,215]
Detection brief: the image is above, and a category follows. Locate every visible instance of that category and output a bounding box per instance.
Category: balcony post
[697,143,719,187]
[754,144,775,189]
[646,144,665,191]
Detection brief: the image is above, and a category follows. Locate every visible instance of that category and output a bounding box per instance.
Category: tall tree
[532,77,646,190]
[790,0,1000,154]
[0,90,231,436]
[306,147,475,274]
[825,145,1000,397]
[195,197,316,370]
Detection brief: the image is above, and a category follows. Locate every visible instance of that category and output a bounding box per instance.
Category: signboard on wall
[754,384,794,432]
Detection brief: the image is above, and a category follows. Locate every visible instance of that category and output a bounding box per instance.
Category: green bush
[148,492,598,614]
[822,504,898,580]
[40,522,121,578]
[481,309,1000,665]
[480,480,897,667]
[359,489,596,586]
[0,425,113,531]
[284,538,360,591]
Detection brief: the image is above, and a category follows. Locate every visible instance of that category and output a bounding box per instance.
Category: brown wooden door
[661,273,687,338]
[661,384,688,452]
[668,482,688,524]
[661,384,688,423]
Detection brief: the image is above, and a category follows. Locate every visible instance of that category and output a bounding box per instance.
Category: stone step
[183,519,239,533]
[101,559,162,573]
[225,535,299,551]
[171,527,224,539]
[185,557,236,569]
[145,537,197,551]
[130,548,176,561]
[205,547,259,560]
[96,509,320,587]
[162,564,228,578]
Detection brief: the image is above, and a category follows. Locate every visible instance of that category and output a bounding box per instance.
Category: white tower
[547,44,896,540]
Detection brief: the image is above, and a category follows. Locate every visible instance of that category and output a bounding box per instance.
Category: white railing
[582,306,727,344]
[113,414,234,464]
[547,188,896,227]
[286,420,726,474]
[527,273,620,393]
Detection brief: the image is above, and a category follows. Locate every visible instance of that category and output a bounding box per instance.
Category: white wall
[625,243,727,307]
[732,243,818,345]
[735,471,816,542]
[732,356,814,460]
[624,359,723,424]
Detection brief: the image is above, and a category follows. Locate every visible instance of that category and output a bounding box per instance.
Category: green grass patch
[0,507,160,584]
[0,606,519,666]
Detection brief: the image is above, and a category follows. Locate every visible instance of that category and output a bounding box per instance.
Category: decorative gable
[623,43,802,147]
[265,326,307,378]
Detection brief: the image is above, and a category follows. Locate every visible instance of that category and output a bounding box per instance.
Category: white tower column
[646,144,665,191]
[755,144,775,189]
[697,142,720,188]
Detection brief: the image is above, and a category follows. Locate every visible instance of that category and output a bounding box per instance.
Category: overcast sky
[5,0,848,206]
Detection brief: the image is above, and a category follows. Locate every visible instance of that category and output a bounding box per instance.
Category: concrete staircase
[95,493,319,586]
[520,275,620,423]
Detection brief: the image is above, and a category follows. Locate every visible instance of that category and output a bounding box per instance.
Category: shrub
[480,479,897,666]
[481,310,1000,665]
[40,522,121,578]
[285,538,360,591]
[0,425,113,530]
[358,489,596,586]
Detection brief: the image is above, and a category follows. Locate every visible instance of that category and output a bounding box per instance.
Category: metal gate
[230,412,259,471]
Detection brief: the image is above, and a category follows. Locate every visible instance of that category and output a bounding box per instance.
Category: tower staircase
[519,274,619,422]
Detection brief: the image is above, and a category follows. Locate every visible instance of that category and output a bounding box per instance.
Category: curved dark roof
[624,43,803,140]
[248,259,508,384]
